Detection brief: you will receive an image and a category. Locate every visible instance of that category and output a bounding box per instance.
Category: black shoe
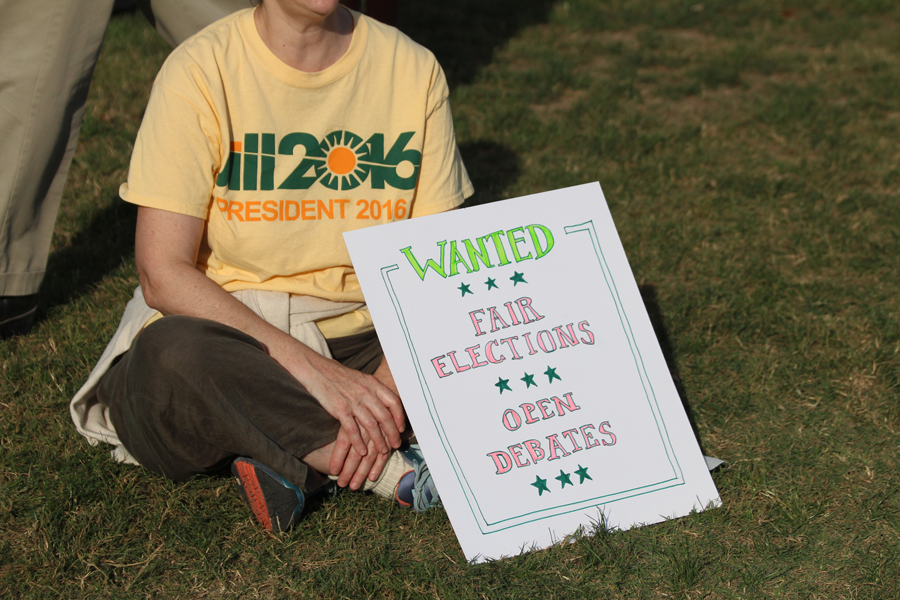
[0,295,37,339]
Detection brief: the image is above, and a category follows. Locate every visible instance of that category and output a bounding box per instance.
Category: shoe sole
[233,460,276,531]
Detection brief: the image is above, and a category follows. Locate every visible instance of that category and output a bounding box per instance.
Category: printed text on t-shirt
[215,198,408,222]
[215,130,421,192]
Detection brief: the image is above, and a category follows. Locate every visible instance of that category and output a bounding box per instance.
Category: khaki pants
[0,0,248,296]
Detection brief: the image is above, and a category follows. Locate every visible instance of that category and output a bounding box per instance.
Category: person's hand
[328,357,406,486]
[372,355,399,395]
[331,427,392,489]
[284,349,404,465]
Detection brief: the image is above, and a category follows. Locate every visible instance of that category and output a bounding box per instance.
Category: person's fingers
[367,448,391,483]
[348,440,379,490]
[338,447,364,488]
[333,407,369,457]
[353,399,397,454]
[376,386,406,439]
[330,428,353,476]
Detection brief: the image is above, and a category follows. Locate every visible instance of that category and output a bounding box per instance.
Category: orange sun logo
[320,131,368,190]
[327,146,357,176]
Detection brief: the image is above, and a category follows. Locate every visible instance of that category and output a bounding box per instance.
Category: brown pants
[98,316,383,491]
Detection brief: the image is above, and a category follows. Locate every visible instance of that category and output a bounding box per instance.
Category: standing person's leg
[0,0,115,337]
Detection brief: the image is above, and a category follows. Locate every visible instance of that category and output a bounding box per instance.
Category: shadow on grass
[640,284,705,454]
[459,141,521,207]
[400,0,556,89]
[37,198,137,321]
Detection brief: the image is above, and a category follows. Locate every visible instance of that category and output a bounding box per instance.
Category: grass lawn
[2,0,899,597]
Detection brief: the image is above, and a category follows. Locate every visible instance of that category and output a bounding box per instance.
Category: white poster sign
[344,182,720,562]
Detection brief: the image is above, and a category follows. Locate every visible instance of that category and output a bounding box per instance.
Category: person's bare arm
[135,206,405,468]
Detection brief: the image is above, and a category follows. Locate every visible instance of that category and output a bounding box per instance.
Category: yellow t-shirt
[121,8,473,337]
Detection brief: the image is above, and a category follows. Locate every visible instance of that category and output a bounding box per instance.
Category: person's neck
[254,4,353,73]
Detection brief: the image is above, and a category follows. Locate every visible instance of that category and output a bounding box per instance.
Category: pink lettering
[554,392,581,417]
[487,451,512,474]
[465,345,489,368]
[509,444,530,468]
[537,398,555,420]
[500,336,523,360]
[561,428,584,452]
[516,296,545,324]
[520,403,540,424]
[522,332,539,355]
[546,434,571,461]
[537,330,557,353]
[487,306,510,333]
[447,350,470,373]
[553,323,579,348]
[598,421,617,446]
[504,301,522,326]
[431,355,452,378]
[580,424,600,449]
[469,309,486,336]
[578,320,595,345]
[485,340,505,364]
[502,409,522,431]
[524,439,545,463]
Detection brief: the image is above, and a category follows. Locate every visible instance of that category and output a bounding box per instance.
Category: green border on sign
[379,220,685,534]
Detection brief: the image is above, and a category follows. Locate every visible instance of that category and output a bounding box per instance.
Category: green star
[575,465,592,484]
[520,372,537,388]
[510,271,527,286]
[485,277,499,290]
[458,282,473,297]
[544,366,561,383]
[531,475,551,496]
[495,377,512,394]
[555,470,573,488]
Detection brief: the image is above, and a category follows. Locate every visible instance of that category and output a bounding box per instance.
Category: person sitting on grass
[69,0,472,532]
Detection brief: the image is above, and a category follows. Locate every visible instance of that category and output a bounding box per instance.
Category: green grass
[3,1,900,597]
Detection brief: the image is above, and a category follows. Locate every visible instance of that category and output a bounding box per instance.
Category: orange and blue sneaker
[231,457,305,532]
[395,444,440,513]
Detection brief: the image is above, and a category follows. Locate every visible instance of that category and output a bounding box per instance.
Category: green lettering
[448,241,473,276]
[244,133,259,153]
[260,155,275,190]
[262,133,275,155]
[383,132,421,189]
[485,231,511,266]
[216,152,238,189]
[358,132,420,190]
[507,227,533,262]
[463,238,493,272]
[228,152,242,190]
[528,224,554,259]
[243,153,258,191]
[261,134,275,190]
[279,132,326,158]
[400,242,448,280]
[384,132,419,165]
[358,133,385,163]
[279,159,326,190]
[278,132,327,189]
